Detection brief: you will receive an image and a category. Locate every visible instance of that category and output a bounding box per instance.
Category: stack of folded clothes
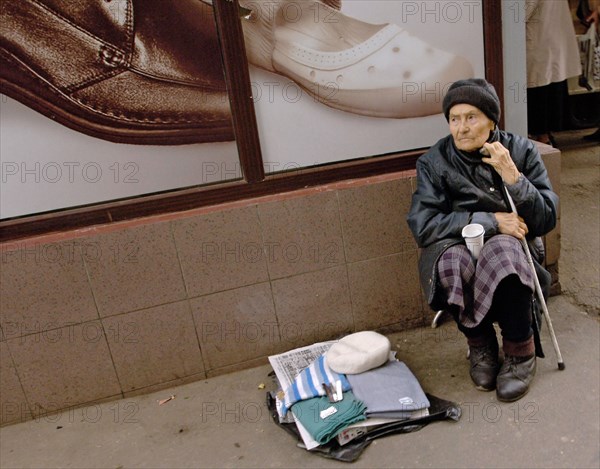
[270,331,430,449]
[292,391,367,445]
[346,360,430,419]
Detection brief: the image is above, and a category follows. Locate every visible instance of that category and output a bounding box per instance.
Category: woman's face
[449,104,496,152]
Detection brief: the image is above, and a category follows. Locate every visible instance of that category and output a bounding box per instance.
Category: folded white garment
[325,331,391,375]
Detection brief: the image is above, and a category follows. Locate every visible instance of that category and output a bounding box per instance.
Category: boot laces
[501,355,531,376]
[471,343,497,368]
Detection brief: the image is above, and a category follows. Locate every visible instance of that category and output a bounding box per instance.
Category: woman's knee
[479,234,525,265]
[438,245,473,269]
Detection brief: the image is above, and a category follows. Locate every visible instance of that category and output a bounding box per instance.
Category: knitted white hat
[325,331,391,375]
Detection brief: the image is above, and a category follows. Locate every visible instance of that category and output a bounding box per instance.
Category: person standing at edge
[407,79,559,402]
[526,0,582,146]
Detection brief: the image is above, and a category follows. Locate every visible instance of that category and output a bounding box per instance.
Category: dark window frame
[0,1,502,242]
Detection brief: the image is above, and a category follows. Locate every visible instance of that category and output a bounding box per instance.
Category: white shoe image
[241,0,474,118]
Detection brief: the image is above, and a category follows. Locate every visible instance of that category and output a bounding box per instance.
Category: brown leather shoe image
[1,0,234,145]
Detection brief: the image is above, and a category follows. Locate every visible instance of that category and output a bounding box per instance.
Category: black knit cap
[442,78,501,125]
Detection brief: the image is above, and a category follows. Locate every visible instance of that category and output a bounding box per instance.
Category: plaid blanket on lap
[438,234,535,327]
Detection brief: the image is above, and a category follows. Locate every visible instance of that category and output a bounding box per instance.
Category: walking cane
[502,185,565,370]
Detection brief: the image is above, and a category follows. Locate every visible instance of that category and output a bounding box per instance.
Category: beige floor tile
[7,321,121,412]
[103,301,204,393]
[0,241,97,335]
[84,223,186,317]
[338,178,416,262]
[0,342,30,426]
[258,192,344,279]
[348,251,423,330]
[172,206,268,297]
[271,265,353,349]
[190,283,280,370]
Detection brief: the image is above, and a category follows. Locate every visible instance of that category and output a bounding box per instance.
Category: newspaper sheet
[268,341,337,450]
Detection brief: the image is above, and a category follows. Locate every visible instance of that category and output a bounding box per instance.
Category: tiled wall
[540,146,562,293]
[0,145,561,426]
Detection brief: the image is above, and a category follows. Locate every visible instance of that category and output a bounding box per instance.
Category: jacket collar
[450,128,501,164]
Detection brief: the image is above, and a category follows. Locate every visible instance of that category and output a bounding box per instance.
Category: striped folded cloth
[279,354,351,418]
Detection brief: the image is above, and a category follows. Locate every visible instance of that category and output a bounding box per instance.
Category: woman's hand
[481,142,520,185]
[495,212,529,239]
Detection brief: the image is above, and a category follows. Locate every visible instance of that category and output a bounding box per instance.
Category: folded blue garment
[280,354,351,418]
[346,360,430,415]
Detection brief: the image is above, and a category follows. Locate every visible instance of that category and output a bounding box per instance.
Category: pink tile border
[1,170,416,249]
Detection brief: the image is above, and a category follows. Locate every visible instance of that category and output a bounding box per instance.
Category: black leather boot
[468,339,499,391]
[496,354,536,402]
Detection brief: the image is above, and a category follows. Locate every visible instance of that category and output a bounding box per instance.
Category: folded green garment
[291,391,366,445]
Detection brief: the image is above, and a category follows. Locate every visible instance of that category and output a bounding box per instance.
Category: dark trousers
[527,80,568,135]
[452,274,533,343]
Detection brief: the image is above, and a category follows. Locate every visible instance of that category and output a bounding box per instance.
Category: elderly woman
[407,78,558,402]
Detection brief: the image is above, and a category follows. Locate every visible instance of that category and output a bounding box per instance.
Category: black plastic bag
[266,391,461,463]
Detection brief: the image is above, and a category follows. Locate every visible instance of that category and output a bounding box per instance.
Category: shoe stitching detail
[1,47,117,97]
[12,0,132,93]
[127,66,229,92]
[1,50,225,126]
[64,65,126,95]
[123,0,134,65]
[277,24,402,70]
[27,0,130,55]
[74,94,217,124]
[73,87,229,124]
[62,44,129,95]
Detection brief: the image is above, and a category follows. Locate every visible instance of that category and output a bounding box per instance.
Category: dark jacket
[407,129,558,311]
